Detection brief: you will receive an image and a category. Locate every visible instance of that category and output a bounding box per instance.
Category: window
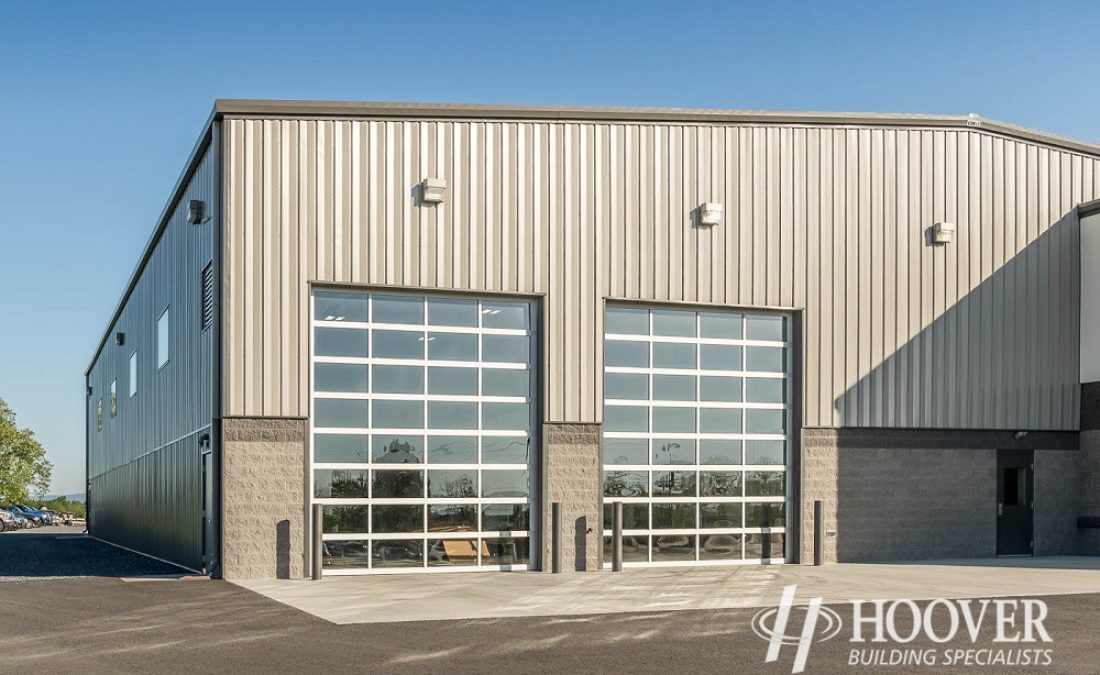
[201,262,214,331]
[96,399,103,432]
[110,380,118,418]
[129,351,138,397]
[157,307,170,368]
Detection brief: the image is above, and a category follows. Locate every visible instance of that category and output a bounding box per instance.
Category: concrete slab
[232,556,1100,625]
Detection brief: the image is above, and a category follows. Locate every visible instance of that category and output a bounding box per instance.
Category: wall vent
[201,263,214,331]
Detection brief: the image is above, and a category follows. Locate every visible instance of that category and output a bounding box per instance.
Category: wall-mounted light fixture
[420,178,446,204]
[115,332,126,346]
[187,199,205,224]
[698,202,723,227]
[932,221,955,245]
[86,386,93,397]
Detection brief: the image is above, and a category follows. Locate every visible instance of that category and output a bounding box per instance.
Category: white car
[0,509,14,532]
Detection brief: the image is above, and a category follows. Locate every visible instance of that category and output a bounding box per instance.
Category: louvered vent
[201,263,214,331]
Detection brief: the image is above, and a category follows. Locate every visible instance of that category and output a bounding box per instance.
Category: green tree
[0,399,52,503]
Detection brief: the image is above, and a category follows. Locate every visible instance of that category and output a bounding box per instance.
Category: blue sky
[2,0,1098,494]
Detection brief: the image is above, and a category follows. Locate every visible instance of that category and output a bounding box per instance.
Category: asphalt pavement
[2,528,1100,674]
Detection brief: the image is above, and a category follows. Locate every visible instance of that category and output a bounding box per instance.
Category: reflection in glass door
[602,305,790,566]
[310,290,538,574]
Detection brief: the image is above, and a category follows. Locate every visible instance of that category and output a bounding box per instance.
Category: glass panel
[314,469,370,498]
[483,537,530,565]
[605,341,649,368]
[651,439,696,465]
[482,402,530,431]
[427,401,478,429]
[653,472,696,497]
[700,376,742,402]
[427,470,478,498]
[602,503,649,530]
[604,471,648,498]
[482,504,529,531]
[427,366,477,395]
[428,332,477,361]
[652,374,696,401]
[700,439,743,465]
[701,533,742,560]
[745,409,785,434]
[745,346,785,372]
[315,291,370,322]
[653,535,696,561]
[481,301,529,330]
[618,535,650,561]
[652,505,696,528]
[372,400,424,429]
[373,330,424,359]
[314,399,369,429]
[372,539,423,567]
[482,369,529,397]
[652,309,696,337]
[745,533,785,560]
[427,538,478,566]
[700,502,743,528]
[700,408,741,434]
[322,505,369,534]
[604,439,648,465]
[745,378,784,403]
[427,298,478,327]
[372,435,423,464]
[314,364,369,393]
[700,312,742,339]
[482,437,530,464]
[744,315,785,341]
[745,440,784,465]
[481,470,529,497]
[427,435,477,464]
[700,471,743,497]
[314,434,371,463]
[371,365,423,394]
[315,327,370,357]
[482,335,528,363]
[605,406,648,432]
[322,540,370,568]
[371,470,424,498]
[373,294,423,324]
[605,373,648,400]
[652,407,695,433]
[745,503,786,528]
[653,343,696,369]
[700,344,742,370]
[606,307,649,335]
[745,471,785,497]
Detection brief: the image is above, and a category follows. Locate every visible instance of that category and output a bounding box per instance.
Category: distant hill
[37,493,85,503]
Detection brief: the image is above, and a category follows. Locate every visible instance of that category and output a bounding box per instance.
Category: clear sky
[2,0,1098,495]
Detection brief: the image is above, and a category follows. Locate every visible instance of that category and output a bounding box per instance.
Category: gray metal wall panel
[222,119,1091,430]
[85,146,214,569]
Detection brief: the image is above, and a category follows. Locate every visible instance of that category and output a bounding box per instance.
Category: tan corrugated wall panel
[223,118,1093,430]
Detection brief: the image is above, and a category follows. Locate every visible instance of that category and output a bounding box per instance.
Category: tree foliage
[30,496,85,519]
[0,399,52,503]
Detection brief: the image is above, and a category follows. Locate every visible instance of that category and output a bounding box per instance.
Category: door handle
[998,503,1003,516]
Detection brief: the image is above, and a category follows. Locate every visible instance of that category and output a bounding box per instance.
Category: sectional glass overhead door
[311,290,537,574]
[603,305,790,566]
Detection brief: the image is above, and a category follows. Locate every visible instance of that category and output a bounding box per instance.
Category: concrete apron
[232,556,1100,625]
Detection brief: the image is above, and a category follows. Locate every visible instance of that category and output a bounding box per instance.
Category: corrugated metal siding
[223,118,1093,430]
[85,145,214,569]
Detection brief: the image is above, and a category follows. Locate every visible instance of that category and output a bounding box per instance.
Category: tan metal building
[87,100,1100,578]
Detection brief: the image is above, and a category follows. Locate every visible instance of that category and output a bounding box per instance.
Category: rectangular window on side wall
[201,262,214,332]
[129,351,138,397]
[157,307,170,368]
[96,399,103,432]
[110,380,117,418]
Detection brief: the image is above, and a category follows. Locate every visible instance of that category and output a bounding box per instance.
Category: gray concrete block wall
[541,423,602,572]
[221,417,306,580]
[1034,449,1081,555]
[1080,430,1100,554]
[801,429,839,564]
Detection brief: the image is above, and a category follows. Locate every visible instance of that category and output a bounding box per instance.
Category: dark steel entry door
[996,450,1033,556]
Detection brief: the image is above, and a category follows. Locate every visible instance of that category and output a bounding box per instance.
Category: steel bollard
[312,503,323,580]
[551,502,562,573]
[813,500,823,566]
[612,501,623,572]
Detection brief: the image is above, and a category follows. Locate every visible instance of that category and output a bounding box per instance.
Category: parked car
[0,509,13,532]
[8,505,47,527]
[2,509,29,529]
[38,508,61,525]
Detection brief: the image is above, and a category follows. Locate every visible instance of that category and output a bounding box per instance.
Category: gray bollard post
[551,502,562,573]
[612,501,623,572]
[312,503,323,580]
[813,500,823,566]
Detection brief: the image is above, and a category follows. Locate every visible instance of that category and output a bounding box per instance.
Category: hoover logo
[752,585,843,673]
[752,586,1054,673]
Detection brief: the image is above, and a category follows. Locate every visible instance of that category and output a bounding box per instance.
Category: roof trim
[213,99,1100,158]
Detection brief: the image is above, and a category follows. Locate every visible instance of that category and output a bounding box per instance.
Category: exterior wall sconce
[115,332,126,346]
[420,178,446,204]
[698,202,723,227]
[932,221,955,245]
[187,200,205,224]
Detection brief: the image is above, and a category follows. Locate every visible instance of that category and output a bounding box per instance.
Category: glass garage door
[311,290,537,574]
[602,305,789,567]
